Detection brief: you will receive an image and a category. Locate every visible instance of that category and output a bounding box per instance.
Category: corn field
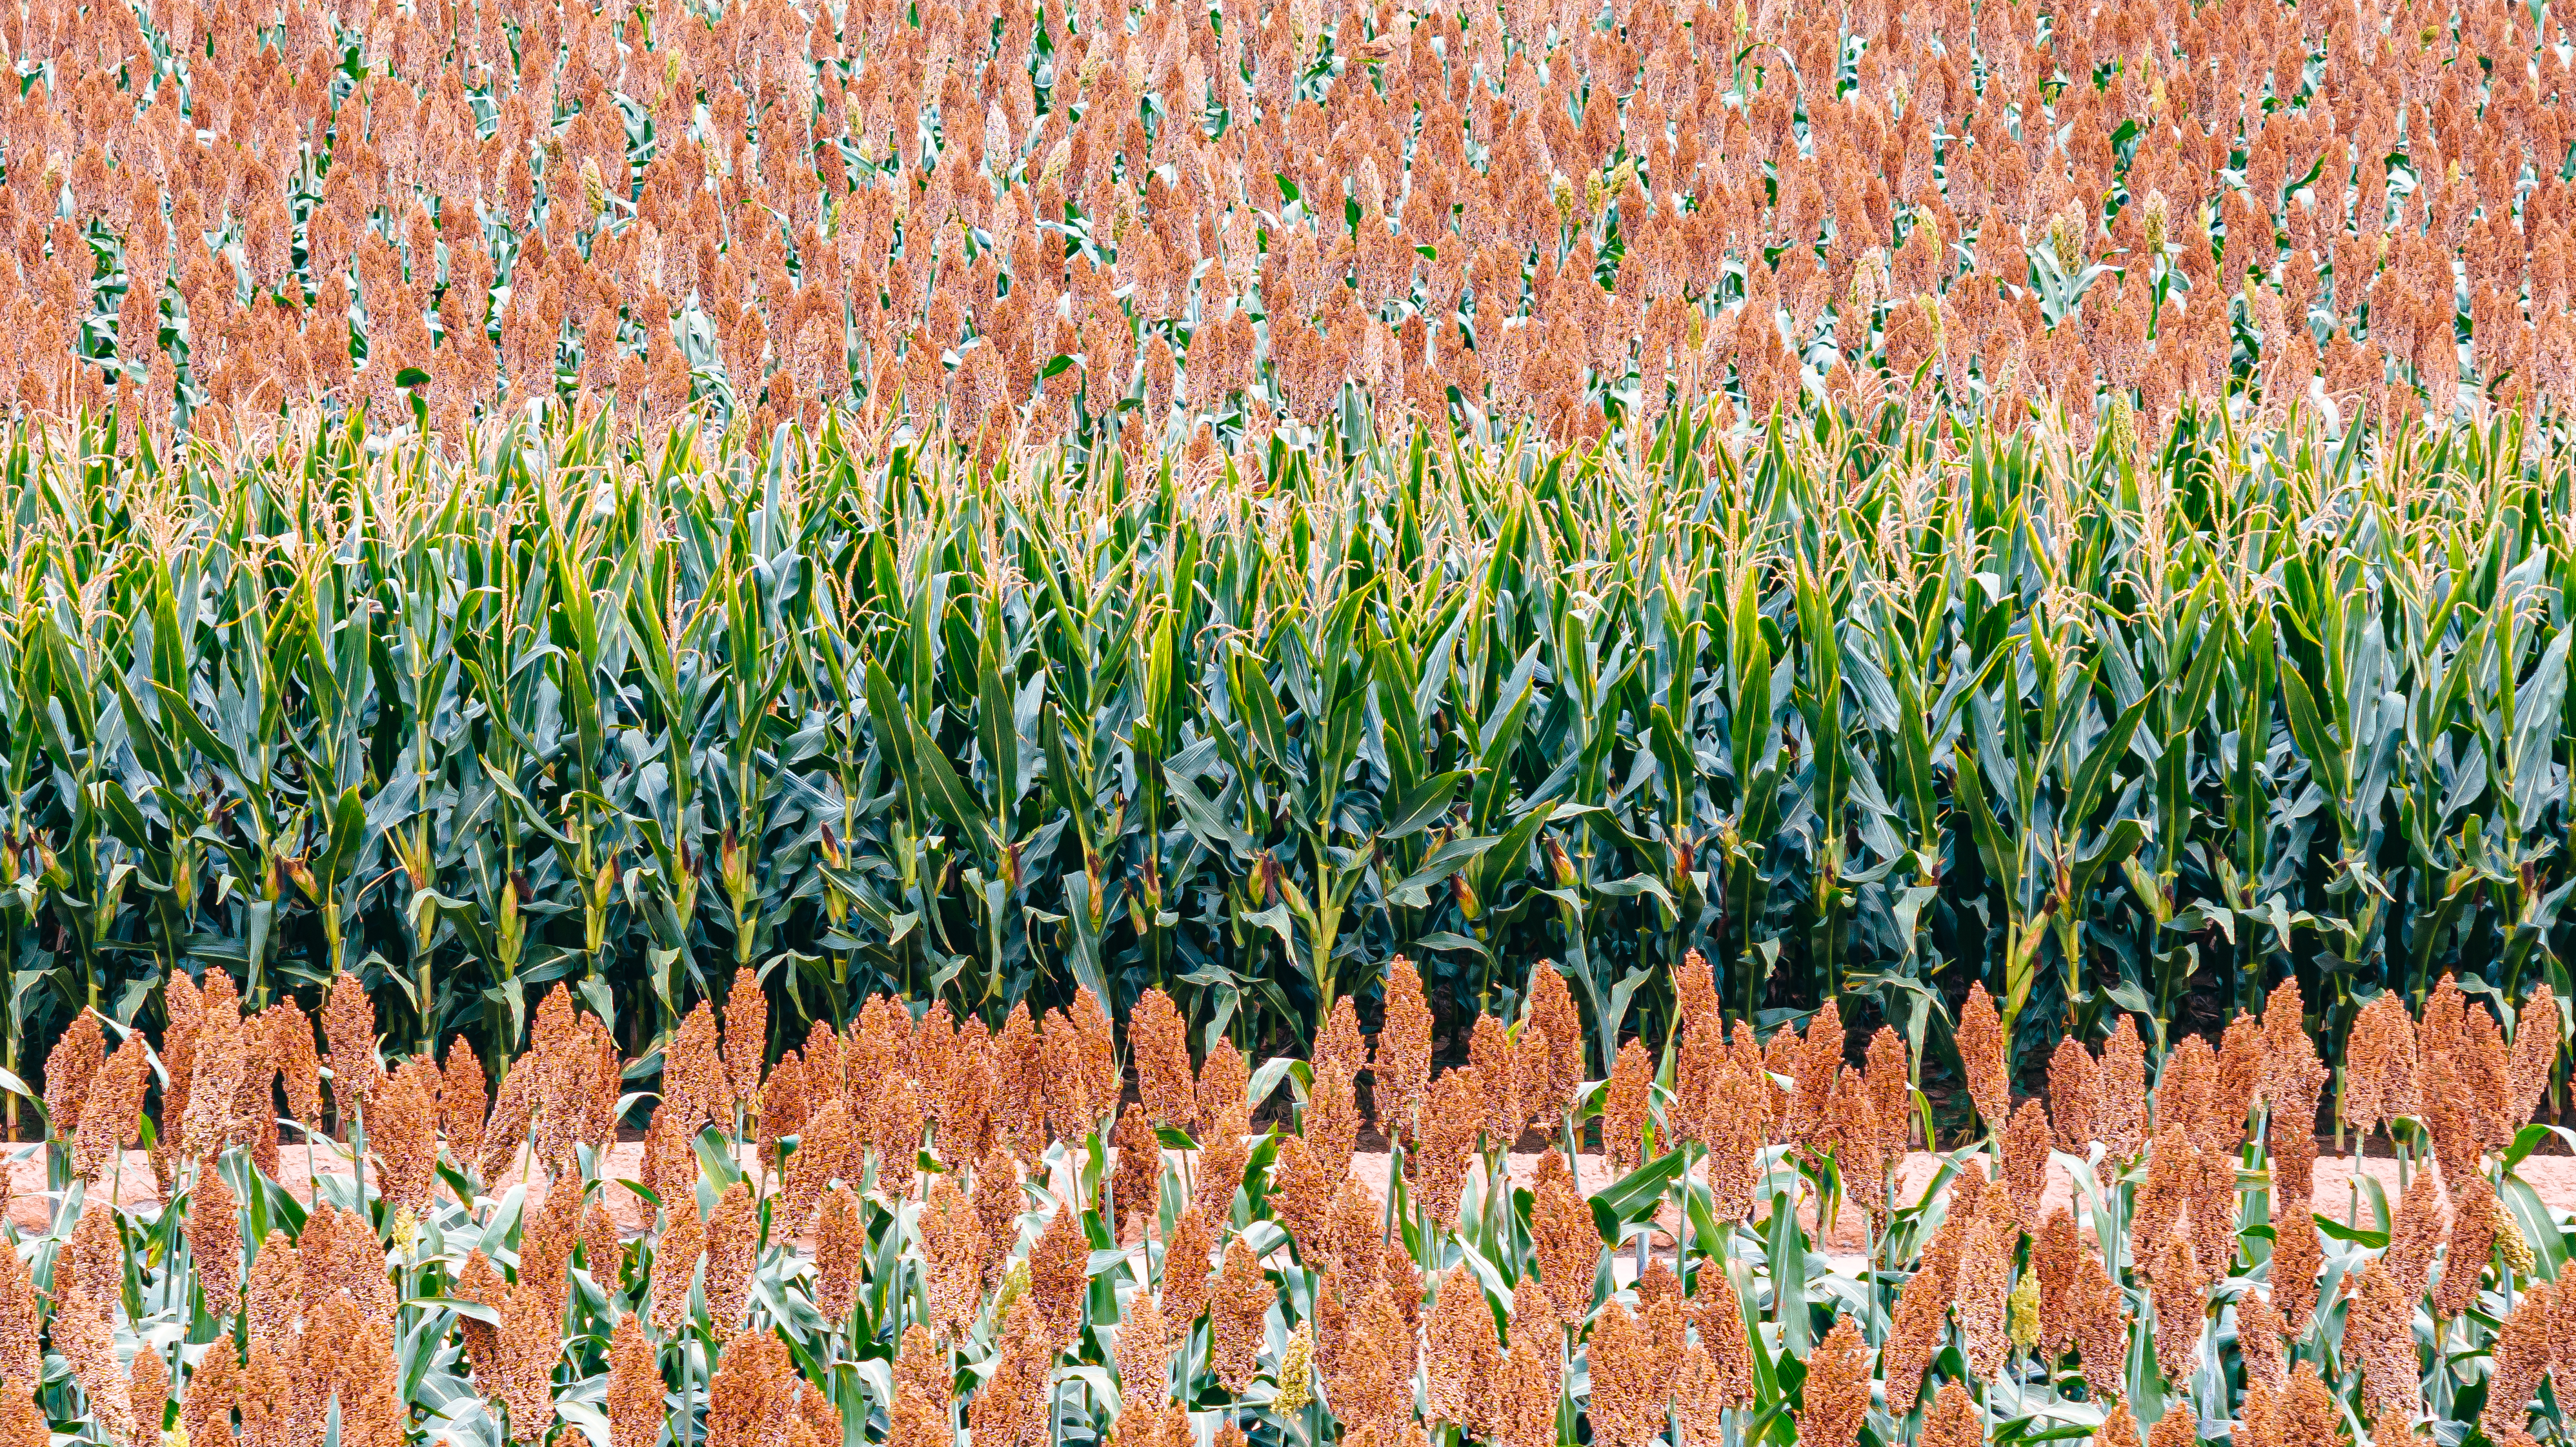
[8,953,2576,1447]
[0,407,2563,1091]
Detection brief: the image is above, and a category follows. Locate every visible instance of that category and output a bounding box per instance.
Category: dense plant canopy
[6,0,2576,440]
[0,407,2565,1091]
[8,0,2576,1429]
[7,958,2573,1447]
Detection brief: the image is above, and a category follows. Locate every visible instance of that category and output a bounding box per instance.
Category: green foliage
[0,398,2570,1095]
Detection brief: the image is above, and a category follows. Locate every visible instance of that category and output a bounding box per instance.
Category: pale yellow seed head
[2049,212,2082,274]
[994,1259,1031,1318]
[1275,1321,1314,1412]
[2007,1268,2040,1355]
[2498,1212,2537,1277]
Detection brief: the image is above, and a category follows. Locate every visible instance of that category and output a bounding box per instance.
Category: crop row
[0,405,2562,1089]
[3,0,2574,439]
[8,962,2569,1447]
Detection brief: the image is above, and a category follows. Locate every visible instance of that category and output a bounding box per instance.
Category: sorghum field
[10,959,2576,1447]
[6,0,2576,1433]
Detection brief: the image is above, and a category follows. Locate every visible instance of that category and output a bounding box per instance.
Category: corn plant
[0,404,2560,1100]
